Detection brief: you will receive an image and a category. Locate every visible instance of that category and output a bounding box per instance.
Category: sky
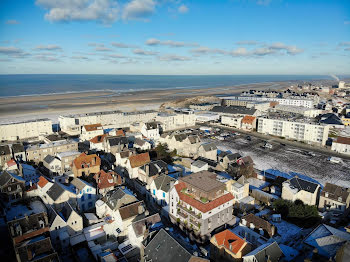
[0,0,349,75]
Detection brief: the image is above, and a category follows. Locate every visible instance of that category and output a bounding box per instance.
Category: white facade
[80,125,104,141]
[195,113,220,123]
[0,119,53,141]
[331,141,350,155]
[222,96,314,108]
[155,113,196,131]
[141,123,160,140]
[257,118,329,145]
[273,105,323,118]
[221,115,243,128]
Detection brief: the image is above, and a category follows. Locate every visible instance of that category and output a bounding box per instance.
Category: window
[153,189,156,195]
[88,194,91,199]
[163,192,165,198]
[81,195,85,201]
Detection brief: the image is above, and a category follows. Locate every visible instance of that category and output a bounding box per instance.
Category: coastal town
[1,80,350,262]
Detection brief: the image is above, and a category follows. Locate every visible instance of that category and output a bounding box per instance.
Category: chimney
[241,218,246,226]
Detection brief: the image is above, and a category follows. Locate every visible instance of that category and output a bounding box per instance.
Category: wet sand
[0,81,293,123]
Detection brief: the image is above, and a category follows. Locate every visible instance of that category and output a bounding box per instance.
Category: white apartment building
[59,110,157,135]
[331,136,350,155]
[257,117,329,145]
[272,105,323,118]
[222,96,314,108]
[155,112,196,132]
[221,115,243,128]
[0,119,53,141]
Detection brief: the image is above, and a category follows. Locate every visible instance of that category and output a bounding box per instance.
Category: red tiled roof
[129,152,150,168]
[335,136,350,145]
[94,170,119,189]
[115,129,125,137]
[175,182,234,213]
[84,123,102,132]
[214,229,246,254]
[38,176,49,188]
[6,159,17,167]
[90,134,107,144]
[73,152,101,169]
[242,115,256,125]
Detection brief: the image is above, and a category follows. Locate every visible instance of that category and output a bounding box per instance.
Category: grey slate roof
[321,182,350,203]
[200,143,217,152]
[243,241,283,261]
[191,160,207,168]
[61,202,74,221]
[0,145,11,155]
[108,136,128,146]
[106,187,137,210]
[226,153,242,161]
[289,176,319,193]
[43,154,56,164]
[71,177,89,191]
[153,175,175,192]
[211,106,257,115]
[145,122,159,130]
[180,170,224,193]
[132,213,161,237]
[143,229,193,262]
[142,160,168,177]
[11,143,24,153]
[46,183,66,201]
[0,171,25,187]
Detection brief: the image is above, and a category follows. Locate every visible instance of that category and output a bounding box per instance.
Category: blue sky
[0,0,349,75]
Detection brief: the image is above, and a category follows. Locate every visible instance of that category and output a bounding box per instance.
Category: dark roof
[143,229,193,262]
[61,202,74,221]
[174,134,188,142]
[0,145,11,155]
[8,212,49,237]
[142,160,168,177]
[320,113,343,125]
[153,175,175,192]
[11,143,24,153]
[196,156,218,167]
[119,201,143,220]
[43,154,56,164]
[218,151,229,158]
[46,183,65,201]
[0,171,25,187]
[211,106,257,115]
[108,136,128,146]
[16,237,58,262]
[180,170,224,193]
[106,187,137,210]
[241,213,276,238]
[244,241,282,261]
[288,176,319,193]
[226,153,242,161]
[132,213,161,237]
[145,122,159,130]
[200,143,217,152]
[321,182,350,203]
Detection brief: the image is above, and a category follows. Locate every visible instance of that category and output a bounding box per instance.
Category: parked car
[307,152,316,157]
[246,136,251,141]
[328,157,341,163]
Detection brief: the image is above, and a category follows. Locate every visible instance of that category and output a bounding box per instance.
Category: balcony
[178,204,202,219]
[178,210,188,219]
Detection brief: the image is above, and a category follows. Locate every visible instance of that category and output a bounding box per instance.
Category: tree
[154,143,176,163]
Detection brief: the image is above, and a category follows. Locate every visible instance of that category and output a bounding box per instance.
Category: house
[72,152,101,177]
[331,136,350,155]
[70,177,97,212]
[191,160,208,173]
[20,163,39,186]
[198,143,217,161]
[319,182,350,212]
[222,153,241,169]
[149,175,176,207]
[133,138,152,151]
[5,159,17,171]
[80,123,104,141]
[303,224,350,259]
[43,155,62,175]
[127,213,161,248]
[126,152,151,179]
[0,145,12,167]
[89,134,107,151]
[104,136,129,155]
[115,149,133,167]
[48,202,83,250]
[169,171,235,241]
[159,133,201,157]
[210,229,251,262]
[282,176,321,206]
[56,151,81,172]
[7,211,50,245]
[137,160,168,188]
[94,170,123,196]
[226,177,251,204]
[235,214,277,247]
[11,143,25,161]
[242,241,283,262]
[15,237,59,262]
[241,115,257,131]
[45,182,76,208]
[141,122,160,140]
[0,170,25,202]
[141,228,209,262]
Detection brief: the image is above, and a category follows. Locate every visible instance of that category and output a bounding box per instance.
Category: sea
[0,74,344,97]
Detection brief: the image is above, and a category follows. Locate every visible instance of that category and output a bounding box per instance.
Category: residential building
[80,123,104,141]
[89,134,107,151]
[25,139,78,163]
[0,118,53,141]
[241,115,257,130]
[104,136,129,155]
[331,136,350,155]
[137,160,168,188]
[221,96,314,108]
[159,133,201,157]
[11,143,25,161]
[149,175,176,206]
[45,182,76,208]
[211,106,258,116]
[0,171,25,202]
[56,151,81,172]
[43,155,62,175]
[189,102,220,110]
[126,152,151,179]
[210,229,251,262]
[155,112,196,132]
[94,170,123,196]
[141,122,160,140]
[221,115,243,129]
[319,182,350,212]
[198,143,217,161]
[169,171,235,241]
[195,113,220,123]
[282,176,321,206]
[272,104,323,118]
[70,177,97,212]
[0,145,12,167]
[133,138,151,151]
[226,178,250,204]
[221,153,241,169]
[257,117,329,145]
[141,228,209,262]
[303,224,350,259]
[191,160,208,173]
[72,152,101,177]
[242,241,283,262]
[15,237,59,262]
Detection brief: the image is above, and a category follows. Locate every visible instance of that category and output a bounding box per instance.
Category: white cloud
[339,42,350,46]
[178,4,188,14]
[95,46,113,51]
[133,48,157,55]
[107,53,127,58]
[159,54,191,61]
[34,44,62,51]
[236,40,258,45]
[36,0,119,24]
[34,54,60,62]
[111,42,136,48]
[0,46,30,58]
[122,0,156,20]
[231,47,249,56]
[145,38,198,47]
[5,19,20,25]
[72,55,89,60]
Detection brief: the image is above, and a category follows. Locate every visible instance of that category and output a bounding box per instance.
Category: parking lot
[200,128,350,188]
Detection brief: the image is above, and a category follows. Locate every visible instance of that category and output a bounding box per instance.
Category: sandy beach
[0,81,293,123]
